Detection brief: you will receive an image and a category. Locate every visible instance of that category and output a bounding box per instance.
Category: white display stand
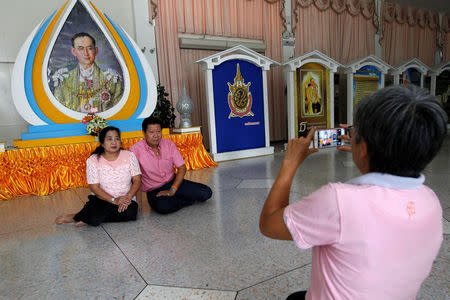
[283,50,341,139]
[343,55,392,124]
[172,126,201,133]
[430,61,450,96]
[196,45,279,162]
[390,58,430,87]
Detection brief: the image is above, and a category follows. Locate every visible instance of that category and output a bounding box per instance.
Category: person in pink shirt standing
[260,85,447,299]
[56,126,142,226]
[130,116,212,214]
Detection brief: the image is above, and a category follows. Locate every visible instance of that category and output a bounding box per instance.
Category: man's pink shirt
[284,173,442,300]
[130,139,185,191]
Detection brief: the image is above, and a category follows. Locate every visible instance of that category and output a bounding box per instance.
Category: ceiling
[386,0,450,14]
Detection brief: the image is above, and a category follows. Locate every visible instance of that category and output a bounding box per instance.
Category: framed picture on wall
[300,69,324,118]
[48,1,124,113]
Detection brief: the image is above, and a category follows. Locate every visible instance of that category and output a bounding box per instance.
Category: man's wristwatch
[111,197,116,203]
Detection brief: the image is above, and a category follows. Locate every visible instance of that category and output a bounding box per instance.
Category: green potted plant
[151,84,176,134]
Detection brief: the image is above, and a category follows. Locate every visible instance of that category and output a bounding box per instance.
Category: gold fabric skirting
[0,133,216,200]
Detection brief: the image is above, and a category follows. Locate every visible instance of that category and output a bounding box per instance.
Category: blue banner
[212,59,265,153]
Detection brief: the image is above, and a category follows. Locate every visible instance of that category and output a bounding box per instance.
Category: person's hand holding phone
[284,128,318,169]
[337,124,352,152]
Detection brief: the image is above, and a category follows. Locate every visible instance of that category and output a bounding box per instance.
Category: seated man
[260,85,447,299]
[130,116,212,214]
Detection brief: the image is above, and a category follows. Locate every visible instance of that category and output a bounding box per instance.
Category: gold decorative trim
[292,0,299,35]
[280,0,287,35]
[149,0,157,25]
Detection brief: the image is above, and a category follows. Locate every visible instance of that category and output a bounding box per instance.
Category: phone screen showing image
[317,128,345,148]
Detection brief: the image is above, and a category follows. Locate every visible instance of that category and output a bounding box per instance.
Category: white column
[420,73,424,88]
[282,0,295,62]
[346,73,353,125]
[381,73,385,88]
[430,75,437,96]
[283,0,296,140]
[262,70,271,147]
[204,68,217,154]
[286,68,296,139]
[132,0,159,82]
[329,71,335,128]
[394,74,399,85]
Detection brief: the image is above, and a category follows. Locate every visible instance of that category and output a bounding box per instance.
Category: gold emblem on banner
[227,64,254,118]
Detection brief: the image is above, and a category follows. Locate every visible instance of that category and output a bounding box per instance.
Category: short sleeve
[86,156,99,184]
[169,140,185,167]
[129,151,141,177]
[284,184,341,249]
[129,142,138,157]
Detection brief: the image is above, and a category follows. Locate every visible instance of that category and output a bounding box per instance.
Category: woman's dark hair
[91,126,121,157]
[354,85,447,178]
[142,116,162,132]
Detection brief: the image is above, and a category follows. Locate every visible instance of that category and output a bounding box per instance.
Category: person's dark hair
[354,85,447,178]
[142,116,162,132]
[71,32,96,48]
[91,126,121,157]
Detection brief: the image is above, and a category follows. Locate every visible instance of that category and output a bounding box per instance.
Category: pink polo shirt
[130,138,185,191]
[86,150,141,201]
[284,173,443,300]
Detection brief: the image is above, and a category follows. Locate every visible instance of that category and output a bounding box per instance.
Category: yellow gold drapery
[0,133,217,200]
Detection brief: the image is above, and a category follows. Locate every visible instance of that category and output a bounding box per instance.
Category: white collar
[346,172,425,190]
[79,64,94,80]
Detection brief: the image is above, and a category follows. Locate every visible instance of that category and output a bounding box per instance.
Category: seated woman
[55,126,141,226]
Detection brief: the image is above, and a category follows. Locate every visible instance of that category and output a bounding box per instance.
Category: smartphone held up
[298,122,348,150]
[314,128,346,149]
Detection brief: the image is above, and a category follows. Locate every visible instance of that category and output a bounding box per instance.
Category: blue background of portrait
[212,59,265,153]
[405,68,421,86]
[355,65,382,85]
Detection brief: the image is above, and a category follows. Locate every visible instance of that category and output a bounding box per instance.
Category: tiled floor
[0,136,449,299]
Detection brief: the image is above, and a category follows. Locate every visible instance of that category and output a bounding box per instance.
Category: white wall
[0,0,136,147]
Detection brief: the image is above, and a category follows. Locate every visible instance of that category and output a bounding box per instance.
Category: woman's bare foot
[55,214,75,224]
[75,221,87,227]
